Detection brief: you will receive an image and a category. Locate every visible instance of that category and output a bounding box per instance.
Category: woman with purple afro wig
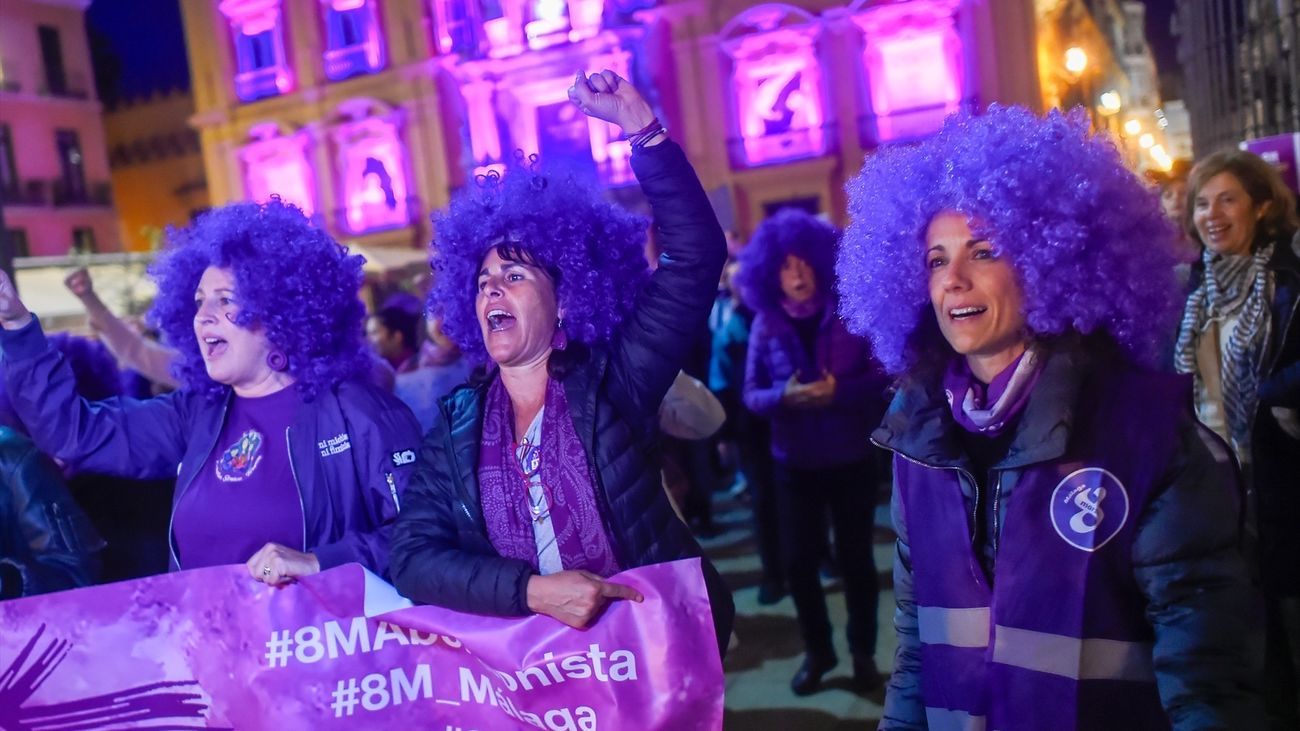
[841,107,1263,729]
[391,70,734,656]
[0,200,421,587]
[735,208,890,695]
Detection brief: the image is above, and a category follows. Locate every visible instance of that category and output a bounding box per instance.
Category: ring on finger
[262,565,272,577]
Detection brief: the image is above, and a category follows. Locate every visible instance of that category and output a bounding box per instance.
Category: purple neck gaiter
[942,347,1043,437]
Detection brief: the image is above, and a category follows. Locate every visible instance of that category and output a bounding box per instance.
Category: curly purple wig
[148,199,371,400]
[428,158,651,362]
[838,106,1182,375]
[735,208,838,314]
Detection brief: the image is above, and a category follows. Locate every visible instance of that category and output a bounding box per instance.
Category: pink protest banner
[0,558,723,729]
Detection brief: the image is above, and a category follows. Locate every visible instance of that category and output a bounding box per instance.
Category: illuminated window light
[332,110,411,233]
[221,0,294,102]
[321,0,387,81]
[854,0,964,143]
[721,5,827,167]
[241,123,318,217]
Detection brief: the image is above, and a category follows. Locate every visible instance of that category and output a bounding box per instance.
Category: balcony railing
[2,179,112,208]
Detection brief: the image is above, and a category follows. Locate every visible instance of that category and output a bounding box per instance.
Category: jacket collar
[873,342,1092,471]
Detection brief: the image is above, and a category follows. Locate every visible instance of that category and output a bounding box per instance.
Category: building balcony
[234,67,290,103]
[3,179,112,208]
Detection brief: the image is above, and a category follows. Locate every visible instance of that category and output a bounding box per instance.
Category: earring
[551,320,567,350]
[266,350,288,371]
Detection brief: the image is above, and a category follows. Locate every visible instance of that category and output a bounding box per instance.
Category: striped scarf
[1174,243,1274,460]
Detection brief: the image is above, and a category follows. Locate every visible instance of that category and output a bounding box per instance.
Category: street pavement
[699,493,897,731]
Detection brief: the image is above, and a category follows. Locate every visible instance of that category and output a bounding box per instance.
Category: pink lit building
[180,0,1040,247]
[0,0,120,257]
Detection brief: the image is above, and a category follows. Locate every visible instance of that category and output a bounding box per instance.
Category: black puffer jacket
[390,140,735,651]
[0,427,104,598]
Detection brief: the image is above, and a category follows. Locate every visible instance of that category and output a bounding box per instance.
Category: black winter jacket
[0,427,104,598]
[390,140,735,651]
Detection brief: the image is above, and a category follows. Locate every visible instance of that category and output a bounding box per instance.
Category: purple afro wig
[735,208,838,314]
[427,158,651,362]
[838,106,1181,375]
[148,199,371,400]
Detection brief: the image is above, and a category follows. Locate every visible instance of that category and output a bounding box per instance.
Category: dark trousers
[741,419,782,587]
[1265,596,1300,729]
[774,458,879,662]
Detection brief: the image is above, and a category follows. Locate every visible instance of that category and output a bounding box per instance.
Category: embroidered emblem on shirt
[215,429,264,482]
[1049,467,1130,552]
[391,449,416,467]
[317,432,352,457]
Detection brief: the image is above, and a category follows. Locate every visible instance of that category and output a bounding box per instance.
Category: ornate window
[220,0,294,102]
[721,5,827,168]
[322,0,386,80]
[431,0,603,58]
[240,123,318,217]
[852,0,964,143]
[331,99,411,234]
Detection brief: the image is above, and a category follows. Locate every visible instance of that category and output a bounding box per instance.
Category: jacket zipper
[385,472,401,512]
[873,438,982,543]
[285,426,307,551]
[991,472,1004,562]
[169,397,230,570]
[441,405,478,528]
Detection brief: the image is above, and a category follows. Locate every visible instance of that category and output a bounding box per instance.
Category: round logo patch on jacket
[1049,467,1129,552]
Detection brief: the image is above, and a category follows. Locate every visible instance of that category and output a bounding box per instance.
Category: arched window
[240,123,318,217]
[851,0,964,143]
[331,99,412,233]
[720,5,827,167]
[220,0,294,102]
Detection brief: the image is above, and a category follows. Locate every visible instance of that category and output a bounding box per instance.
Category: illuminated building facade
[0,0,120,257]
[180,0,1040,246]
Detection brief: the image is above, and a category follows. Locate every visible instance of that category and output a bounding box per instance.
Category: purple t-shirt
[172,387,305,569]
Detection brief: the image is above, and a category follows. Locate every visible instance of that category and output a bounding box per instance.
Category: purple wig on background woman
[838,105,1182,375]
[148,199,372,399]
[427,158,652,363]
[734,208,838,315]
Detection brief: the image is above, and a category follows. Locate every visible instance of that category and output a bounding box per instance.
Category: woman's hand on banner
[527,570,644,629]
[247,542,321,586]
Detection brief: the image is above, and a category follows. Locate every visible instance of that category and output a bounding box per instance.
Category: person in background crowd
[739,208,890,695]
[1147,160,1202,288]
[1175,149,1300,728]
[0,200,421,585]
[710,259,783,604]
[389,70,734,653]
[64,267,181,391]
[0,427,104,599]
[9,333,174,581]
[368,294,423,374]
[841,106,1263,730]
[395,315,474,434]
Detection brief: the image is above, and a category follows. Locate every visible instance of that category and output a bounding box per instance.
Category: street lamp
[1064,47,1088,77]
[1098,91,1122,115]
[1124,119,1142,136]
[1138,133,1155,149]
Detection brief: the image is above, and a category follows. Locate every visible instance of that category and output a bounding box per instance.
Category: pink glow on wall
[722,7,826,167]
[854,0,963,142]
[220,0,294,102]
[241,124,317,217]
[332,115,410,233]
[322,0,387,80]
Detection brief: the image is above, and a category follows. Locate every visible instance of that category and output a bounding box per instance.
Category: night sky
[86,0,191,104]
[82,0,1186,104]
